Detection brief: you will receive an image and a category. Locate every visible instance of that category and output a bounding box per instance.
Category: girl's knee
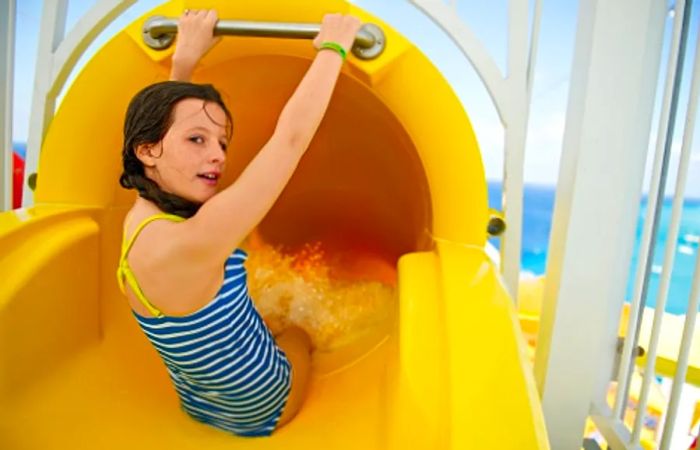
[277,325,312,352]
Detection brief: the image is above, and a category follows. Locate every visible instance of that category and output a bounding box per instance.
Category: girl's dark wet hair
[120,81,233,218]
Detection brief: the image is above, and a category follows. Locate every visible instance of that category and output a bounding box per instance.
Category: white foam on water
[679,245,695,256]
[683,233,699,244]
[244,241,396,351]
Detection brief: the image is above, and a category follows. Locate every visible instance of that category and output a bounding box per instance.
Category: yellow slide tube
[0,1,548,448]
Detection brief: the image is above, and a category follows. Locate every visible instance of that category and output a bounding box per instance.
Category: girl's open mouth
[197,172,220,186]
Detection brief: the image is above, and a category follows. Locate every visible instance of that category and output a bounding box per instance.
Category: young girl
[117,9,362,437]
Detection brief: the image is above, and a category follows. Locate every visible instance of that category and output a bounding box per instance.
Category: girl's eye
[219,142,228,152]
[189,135,204,144]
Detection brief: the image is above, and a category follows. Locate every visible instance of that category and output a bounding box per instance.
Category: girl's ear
[135,143,158,167]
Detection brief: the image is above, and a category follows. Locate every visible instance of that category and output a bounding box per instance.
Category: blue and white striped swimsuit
[117,214,292,437]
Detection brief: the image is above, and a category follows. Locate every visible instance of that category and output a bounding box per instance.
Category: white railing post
[533,0,666,448]
[410,0,542,299]
[22,0,69,206]
[0,0,16,211]
[21,0,136,207]
[499,0,530,300]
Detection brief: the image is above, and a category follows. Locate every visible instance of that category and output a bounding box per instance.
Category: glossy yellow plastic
[518,276,700,386]
[0,0,549,448]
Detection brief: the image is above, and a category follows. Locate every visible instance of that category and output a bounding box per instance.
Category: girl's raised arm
[169,9,220,82]
[183,14,362,263]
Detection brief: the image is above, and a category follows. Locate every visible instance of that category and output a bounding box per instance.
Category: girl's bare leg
[275,326,312,428]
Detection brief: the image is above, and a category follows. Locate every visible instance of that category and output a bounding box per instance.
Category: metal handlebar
[142,16,386,60]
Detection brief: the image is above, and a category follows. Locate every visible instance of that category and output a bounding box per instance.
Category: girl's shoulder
[123,202,182,239]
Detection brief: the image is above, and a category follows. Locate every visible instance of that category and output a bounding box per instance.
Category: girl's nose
[209,144,226,163]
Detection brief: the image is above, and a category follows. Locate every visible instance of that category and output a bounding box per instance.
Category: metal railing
[588,0,700,448]
[535,1,668,447]
[662,253,700,448]
[142,16,386,60]
[613,0,691,427]
[632,2,700,446]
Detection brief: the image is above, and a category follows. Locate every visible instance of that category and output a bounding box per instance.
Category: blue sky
[10,0,700,197]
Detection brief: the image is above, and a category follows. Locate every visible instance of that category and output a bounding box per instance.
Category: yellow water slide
[0,1,549,448]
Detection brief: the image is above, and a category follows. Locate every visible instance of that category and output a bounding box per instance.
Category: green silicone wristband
[319,41,347,60]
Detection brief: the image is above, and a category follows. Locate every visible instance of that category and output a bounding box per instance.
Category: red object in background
[12,152,24,208]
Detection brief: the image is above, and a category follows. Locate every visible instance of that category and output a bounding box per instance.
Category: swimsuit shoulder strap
[117,213,185,317]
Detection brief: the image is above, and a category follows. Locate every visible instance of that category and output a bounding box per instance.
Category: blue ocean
[12,143,698,314]
[488,182,699,315]
[14,142,25,159]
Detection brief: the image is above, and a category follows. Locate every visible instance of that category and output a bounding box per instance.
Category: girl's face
[137,98,229,203]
